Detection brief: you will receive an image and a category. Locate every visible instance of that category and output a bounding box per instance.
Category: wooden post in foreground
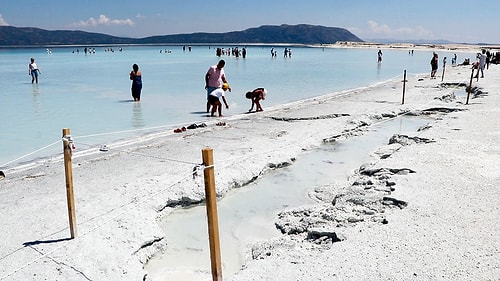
[202,148,223,281]
[401,70,407,105]
[62,128,77,239]
[466,68,474,105]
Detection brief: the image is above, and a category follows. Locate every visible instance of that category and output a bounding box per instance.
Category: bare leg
[256,99,263,111]
[207,101,211,113]
[210,105,216,117]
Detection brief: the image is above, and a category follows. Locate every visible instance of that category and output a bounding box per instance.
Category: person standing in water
[205,59,230,113]
[28,58,40,84]
[130,64,142,101]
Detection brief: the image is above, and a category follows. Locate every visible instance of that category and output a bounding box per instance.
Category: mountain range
[0,24,363,46]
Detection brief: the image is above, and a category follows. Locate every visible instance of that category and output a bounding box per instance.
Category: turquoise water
[0,45,472,169]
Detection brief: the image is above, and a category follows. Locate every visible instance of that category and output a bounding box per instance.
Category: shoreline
[330,41,500,52]
[0,68,419,175]
[0,62,498,280]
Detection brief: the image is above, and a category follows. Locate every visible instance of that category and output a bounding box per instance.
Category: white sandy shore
[0,52,499,280]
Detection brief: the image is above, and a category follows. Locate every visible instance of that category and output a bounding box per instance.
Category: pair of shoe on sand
[173,127,186,133]
[174,123,208,133]
[187,123,207,129]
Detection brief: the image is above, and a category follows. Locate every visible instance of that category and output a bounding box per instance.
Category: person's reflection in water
[131,101,144,128]
[32,84,41,115]
[376,61,382,79]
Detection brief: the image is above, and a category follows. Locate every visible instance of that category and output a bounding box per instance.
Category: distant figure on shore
[246,88,267,112]
[28,58,40,84]
[208,83,230,117]
[452,53,457,65]
[430,52,438,79]
[486,49,491,69]
[205,59,230,113]
[129,64,142,101]
[377,49,383,63]
[476,49,487,78]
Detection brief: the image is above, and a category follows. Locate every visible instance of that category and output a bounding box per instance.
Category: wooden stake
[466,68,474,105]
[202,148,223,281]
[441,61,446,81]
[401,70,407,105]
[62,128,77,238]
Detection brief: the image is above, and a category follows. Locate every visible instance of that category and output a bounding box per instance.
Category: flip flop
[174,128,182,133]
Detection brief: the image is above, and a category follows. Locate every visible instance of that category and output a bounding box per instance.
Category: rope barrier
[74,124,177,139]
[0,140,60,169]
[0,165,201,280]
[0,120,195,172]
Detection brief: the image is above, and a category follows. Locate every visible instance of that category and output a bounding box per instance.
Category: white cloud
[69,15,134,28]
[0,14,9,26]
[366,20,433,39]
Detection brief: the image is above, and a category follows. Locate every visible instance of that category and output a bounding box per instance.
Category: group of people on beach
[125,58,266,116]
[204,59,266,117]
[429,49,490,79]
[215,47,246,58]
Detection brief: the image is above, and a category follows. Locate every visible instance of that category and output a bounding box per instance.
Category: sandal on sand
[216,122,226,126]
[174,128,182,133]
[198,123,207,127]
[187,123,198,129]
[181,127,186,131]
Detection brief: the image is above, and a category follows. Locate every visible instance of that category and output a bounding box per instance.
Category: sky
[1,0,499,44]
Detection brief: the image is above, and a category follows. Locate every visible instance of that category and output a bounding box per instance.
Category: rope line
[125,151,201,166]
[74,124,178,139]
[0,140,60,169]
[0,167,200,280]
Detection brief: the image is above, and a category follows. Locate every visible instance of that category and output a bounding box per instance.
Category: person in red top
[205,60,231,113]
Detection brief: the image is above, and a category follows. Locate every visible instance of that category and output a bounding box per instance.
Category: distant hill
[0,26,134,46]
[0,24,362,46]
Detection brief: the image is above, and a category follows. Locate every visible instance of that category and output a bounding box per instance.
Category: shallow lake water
[0,45,473,170]
[145,116,431,280]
